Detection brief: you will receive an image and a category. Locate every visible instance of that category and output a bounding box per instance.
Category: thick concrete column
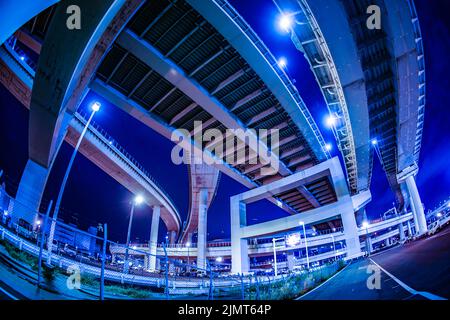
[385,238,390,247]
[366,235,373,254]
[409,196,420,235]
[231,199,249,274]
[196,188,208,272]
[148,205,160,271]
[287,252,295,271]
[405,176,427,235]
[341,210,362,259]
[12,159,49,224]
[169,230,177,244]
[407,220,413,237]
[398,222,405,241]
[143,255,149,270]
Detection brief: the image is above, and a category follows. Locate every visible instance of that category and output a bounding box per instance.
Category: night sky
[0,0,449,243]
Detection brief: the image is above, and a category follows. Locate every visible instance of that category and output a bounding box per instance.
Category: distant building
[51,221,99,255]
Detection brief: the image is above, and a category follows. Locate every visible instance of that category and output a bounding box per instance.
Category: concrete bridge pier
[405,176,427,235]
[341,210,362,259]
[12,159,50,225]
[148,205,160,271]
[409,197,420,235]
[196,188,208,272]
[399,222,406,241]
[169,230,177,244]
[407,220,413,237]
[287,252,295,271]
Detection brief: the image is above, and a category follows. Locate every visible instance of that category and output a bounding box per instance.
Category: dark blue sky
[0,0,449,243]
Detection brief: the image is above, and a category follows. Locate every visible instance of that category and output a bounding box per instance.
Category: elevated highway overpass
[0,0,430,274]
[276,0,427,233]
[0,0,349,271]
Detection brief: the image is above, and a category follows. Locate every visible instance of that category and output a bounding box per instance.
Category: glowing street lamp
[47,101,101,265]
[278,13,294,32]
[325,143,332,152]
[278,57,288,69]
[371,138,378,146]
[325,115,337,128]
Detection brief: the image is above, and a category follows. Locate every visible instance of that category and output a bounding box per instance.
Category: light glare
[278,57,287,69]
[134,195,144,205]
[278,13,294,32]
[91,101,101,112]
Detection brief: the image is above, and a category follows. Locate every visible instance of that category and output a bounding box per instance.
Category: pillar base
[13,159,49,225]
[341,210,362,259]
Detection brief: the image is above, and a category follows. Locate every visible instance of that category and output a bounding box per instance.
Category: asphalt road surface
[300,225,450,300]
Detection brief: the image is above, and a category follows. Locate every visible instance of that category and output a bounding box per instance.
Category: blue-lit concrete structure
[0,0,447,301]
[276,0,427,234]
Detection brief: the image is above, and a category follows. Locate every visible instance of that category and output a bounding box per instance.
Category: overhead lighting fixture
[278,57,287,69]
[278,13,294,32]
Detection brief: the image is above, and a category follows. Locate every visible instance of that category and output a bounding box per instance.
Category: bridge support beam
[341,210,362,259]
[399,222,405,242]
[405,176,427,235]
[407,220,413,237]
[169,230,177,244]
[287,252,295,271]
[197,188,208,272]
[149,205,160,271]
[231,201,249,274]
[12,159,49,225]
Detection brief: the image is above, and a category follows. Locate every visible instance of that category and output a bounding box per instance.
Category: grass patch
[0,239,57,282]
[104,284,150,299]
[253,262,346,300]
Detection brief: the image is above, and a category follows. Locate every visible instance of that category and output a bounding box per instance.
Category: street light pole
[47,102,100,265]
[300,221,309,269]
[124,195,144,274]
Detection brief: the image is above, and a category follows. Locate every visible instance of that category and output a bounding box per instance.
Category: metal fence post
[38,200,53,288]
[100,223,107,301]
[163,243,169,300]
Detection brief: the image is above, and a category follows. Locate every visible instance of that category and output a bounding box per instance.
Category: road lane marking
[0,286,19,300]
[369,259,447,301]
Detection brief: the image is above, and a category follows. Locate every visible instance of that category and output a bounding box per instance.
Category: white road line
[0,286,19,300]
[295,264,350,300]
[369,259,447,301]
